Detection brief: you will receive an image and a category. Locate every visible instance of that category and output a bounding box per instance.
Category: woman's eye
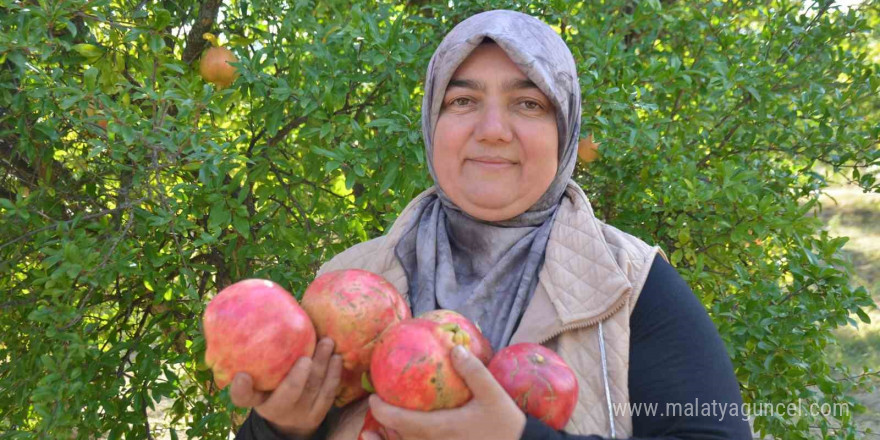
[520,100,543,111]
[450,97,472,106]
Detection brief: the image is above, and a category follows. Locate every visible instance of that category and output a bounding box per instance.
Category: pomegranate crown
[439,323,472,347]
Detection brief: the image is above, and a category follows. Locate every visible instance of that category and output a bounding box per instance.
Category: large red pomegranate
[488,343,578,430]
[301,269,410,406]
[203,279,316,391]
[370,318,473,411]
[418,309,493,365]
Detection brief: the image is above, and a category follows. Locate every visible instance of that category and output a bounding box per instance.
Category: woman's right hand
[230,337,343,439]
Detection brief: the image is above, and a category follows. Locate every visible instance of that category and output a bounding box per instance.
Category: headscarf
[394,9,581,351]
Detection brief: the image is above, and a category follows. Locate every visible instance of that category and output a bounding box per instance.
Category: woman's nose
[473,101,514,144]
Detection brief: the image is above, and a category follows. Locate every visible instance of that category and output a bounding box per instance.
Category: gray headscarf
[394,10,581,351]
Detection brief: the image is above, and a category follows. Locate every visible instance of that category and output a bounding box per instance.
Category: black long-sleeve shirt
[236,255,752,439]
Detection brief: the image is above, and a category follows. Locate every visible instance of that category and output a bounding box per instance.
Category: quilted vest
[320,181,666,439]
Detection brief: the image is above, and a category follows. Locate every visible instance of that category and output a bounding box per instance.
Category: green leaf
[744,85,761,102]
[270,87,292,101]
[677,228,691,245]
[148,35,165,53]
[119,125,137,144]
[209,200,231,229]
[83,67,99,90]
[60,94,82,110]
[379,166,398,193]
[153,8,172,29]
[72,43,104,59]
[233,215,249,237]
[63,18,78,38]
[366,118,394,128]
[311,145,343,160]
[165,62,185,74]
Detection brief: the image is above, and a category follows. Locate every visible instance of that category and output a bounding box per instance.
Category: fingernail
[453,344,468,359]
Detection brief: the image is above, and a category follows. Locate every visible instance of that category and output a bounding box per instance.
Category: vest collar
[541,182,633,326]
[385,181,633,326]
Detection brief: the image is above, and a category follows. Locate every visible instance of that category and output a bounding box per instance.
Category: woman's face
[433,43,558,222]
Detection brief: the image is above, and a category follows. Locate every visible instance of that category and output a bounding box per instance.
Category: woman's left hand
[363,344,526,440]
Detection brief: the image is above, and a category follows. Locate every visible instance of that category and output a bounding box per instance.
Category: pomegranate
[301,269,410,406]
[85,106,108,130]
[488,343,578,430]
[203,279,316,391]
[418,309,493,365]
[577,134,599,163]
[199,33,238,88]
[370,318,473,411]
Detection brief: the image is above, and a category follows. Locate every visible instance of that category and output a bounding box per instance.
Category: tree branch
[0,197,146,251]
[775,2,832,66]
[115,308,152,379]
[142,388,155,440]
[181,0,223,65]
[267,115,309,147]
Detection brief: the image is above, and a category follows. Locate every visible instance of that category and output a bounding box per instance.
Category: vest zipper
[599,321,617,438]
[536,290,629,439]
[536,288,630,345]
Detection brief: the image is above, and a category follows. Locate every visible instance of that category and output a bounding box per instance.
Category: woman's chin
[456,193,525,221]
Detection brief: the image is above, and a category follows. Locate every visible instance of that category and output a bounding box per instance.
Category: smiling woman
[433,41,559,222]
[233,9,751,440]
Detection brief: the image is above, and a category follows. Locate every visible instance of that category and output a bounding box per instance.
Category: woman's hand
[362,345,526,440]
[230,337,343,439]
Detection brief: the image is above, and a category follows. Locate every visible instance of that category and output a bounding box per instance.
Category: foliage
[0,0,877,438]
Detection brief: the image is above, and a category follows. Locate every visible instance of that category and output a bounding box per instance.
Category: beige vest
[321,182,666,439]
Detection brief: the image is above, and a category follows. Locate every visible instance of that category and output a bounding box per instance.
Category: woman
[233,10,751,440]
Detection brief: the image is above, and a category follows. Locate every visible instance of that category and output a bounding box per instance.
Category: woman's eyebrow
[446,78,539,92]
[501,78,539,92]
[447,78,484,91]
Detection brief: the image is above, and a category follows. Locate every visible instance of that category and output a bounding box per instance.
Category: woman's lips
[467,157,517,169]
